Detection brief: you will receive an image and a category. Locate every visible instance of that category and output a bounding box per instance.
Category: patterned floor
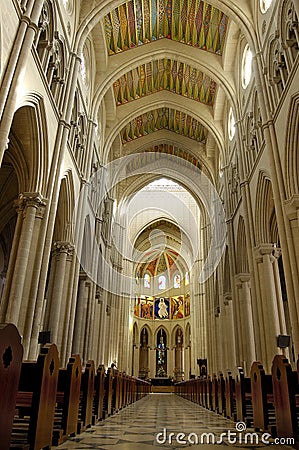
[58,394,293,449]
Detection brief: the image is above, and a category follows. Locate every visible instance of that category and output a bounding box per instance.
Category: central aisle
[59,394,290,449]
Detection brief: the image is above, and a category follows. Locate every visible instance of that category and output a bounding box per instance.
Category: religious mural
[134,295,190,319]
[155,298,170,319]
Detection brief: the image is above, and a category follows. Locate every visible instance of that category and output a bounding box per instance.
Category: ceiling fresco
[139,249,180,276]
[113,59,217,106]
[121,107,207,143]
[104,0,228,56]
[144,143,201,169]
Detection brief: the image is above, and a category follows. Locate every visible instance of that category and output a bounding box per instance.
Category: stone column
[255,244,284,371]
[47,241,74,347]
[0,197,26,322]
[223,294,237,371]
[72,272,87,355]
[253,53,299,358]
[133,339,139,377]
[21,198,47,358]
[4,193,46,329]
[284,196,299,346]
[174,330,184,381]
[235,274,256,375]
[60,248,76,366]
[0,0,44,164]
[149,345,155,378]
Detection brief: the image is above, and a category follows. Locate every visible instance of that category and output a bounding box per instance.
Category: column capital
[14,192,47,216]
[235,273,251,287]
[255,243,281,263]
[52,241,74,255]
[223,292,232,305]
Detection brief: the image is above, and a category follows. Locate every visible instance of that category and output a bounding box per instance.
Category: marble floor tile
[58,394,294,449]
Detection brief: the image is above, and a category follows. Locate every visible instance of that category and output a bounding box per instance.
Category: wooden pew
[93,364,106,421]
[122,373,128,408]
[12,343,59,450]
[0,323,23,449]
[235,367,253,426]
[225,371,236,420]
[206,375,213,410]
[53,354,82,445]
[77,360,95,434]
[217,372,226,415]
[104,367,114,416]
[211,374,218,412]
[250,361,276,434]
[272,355,298,442]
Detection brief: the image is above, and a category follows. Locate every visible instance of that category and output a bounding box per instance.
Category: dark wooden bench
[250,361,276,434]
[206,375,213,410]
[235,367,253,426]
[93,364,106,421]
[211,374,218,412]
[217,371,226,415]
[104,367,114,416]
[53,354,82,445]
[77,360,95,434]
[225,371,236,420]
[272,355,298,443]
[12,343,59,450]
[0,323,23,449]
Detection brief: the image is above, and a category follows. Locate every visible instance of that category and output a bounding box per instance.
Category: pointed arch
[12,96,49,195]
[285,94,299,198]
[255,171,276,245]
[236,216,249,274]
[53,170,75,243]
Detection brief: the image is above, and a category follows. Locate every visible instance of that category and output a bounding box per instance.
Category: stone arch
[52,171,75,243]
[155,325,169,345]
[35,0,56,70]
[81,215,92,274]
[48,32,67,105]
[285,94,299,198]
[140,323,153,347]
[255,171,276,245]
[11,98,49,195]
[279,0,299,69]
[133,321,139,346]
[171,324,184,346]
[74,0,257,64]
[236,216,249,274]
[223,246,231,295]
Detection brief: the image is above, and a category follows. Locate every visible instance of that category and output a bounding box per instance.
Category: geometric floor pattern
[58,393,292,449]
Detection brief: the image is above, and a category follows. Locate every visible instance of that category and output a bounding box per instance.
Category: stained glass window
[144,273,150,288]
[158,275,166,290]
[174,274,181,288]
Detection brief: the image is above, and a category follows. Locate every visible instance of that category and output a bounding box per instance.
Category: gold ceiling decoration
[104,0,228,56]
[121,107,207,143]
[113,59,217,106]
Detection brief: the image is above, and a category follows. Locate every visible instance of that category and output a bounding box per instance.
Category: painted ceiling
[121,107,207,143]
[113,59,217,106]
[144,143,201,169]
[139,249,180,276]
[104,0,228,56]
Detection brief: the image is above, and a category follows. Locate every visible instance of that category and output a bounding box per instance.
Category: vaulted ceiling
[95,0,234,175]
[104,0,228,56]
